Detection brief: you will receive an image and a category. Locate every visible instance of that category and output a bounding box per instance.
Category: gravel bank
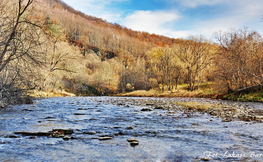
[93,97,263,122]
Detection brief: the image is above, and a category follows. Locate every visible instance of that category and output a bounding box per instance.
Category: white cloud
[62,0,263,39]
[176,0,224,8]
[161,0,263,39]
[122,10,179,36]
[62,0,128,22]
[195,0,263,38]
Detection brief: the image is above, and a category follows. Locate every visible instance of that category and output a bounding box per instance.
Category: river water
[0,97,263,162]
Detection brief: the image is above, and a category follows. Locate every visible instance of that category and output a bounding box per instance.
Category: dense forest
[1,0,263,107]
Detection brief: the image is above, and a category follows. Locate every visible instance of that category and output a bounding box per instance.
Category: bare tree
[173,35,214,91]
[0,0,47,106]
[214,28,263,92]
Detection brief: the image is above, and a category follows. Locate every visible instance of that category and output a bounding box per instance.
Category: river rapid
[1,97,263,162]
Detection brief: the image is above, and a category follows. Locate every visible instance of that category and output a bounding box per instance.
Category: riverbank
[118,83,263,102]
[101,97,263,122]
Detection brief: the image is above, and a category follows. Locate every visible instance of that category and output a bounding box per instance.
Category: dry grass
[174,101,220,111]
[29,90,76,98]
[120,82,220,99]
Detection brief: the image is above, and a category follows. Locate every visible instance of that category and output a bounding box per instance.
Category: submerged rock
[7,135,20,138]
[130,141,139,146]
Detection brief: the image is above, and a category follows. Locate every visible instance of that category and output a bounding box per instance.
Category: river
[0,97,263,161]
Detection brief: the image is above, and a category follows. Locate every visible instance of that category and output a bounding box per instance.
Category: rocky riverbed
[1,97,263,161]
[92,97,263,122]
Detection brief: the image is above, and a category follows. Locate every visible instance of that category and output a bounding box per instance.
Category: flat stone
[44,116,56,119]
[78,108,88,110]
[74,113,86,115]
[141,108,152,111]
[14,131,52,136]
[99,137,112,140]
[53,129,73,134]
[22,109,34,111]
[83,131,96,135]
[127,138,138,142]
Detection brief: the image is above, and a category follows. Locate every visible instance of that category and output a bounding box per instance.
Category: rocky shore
[96,97,263,122]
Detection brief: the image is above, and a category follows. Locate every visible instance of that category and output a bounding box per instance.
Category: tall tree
[214,28,263,91]
[173,35,214,91]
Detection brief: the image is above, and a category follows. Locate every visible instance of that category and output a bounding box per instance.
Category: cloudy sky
[62,0,263,39]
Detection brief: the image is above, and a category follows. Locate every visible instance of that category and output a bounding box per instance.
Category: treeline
[1,0,263,107]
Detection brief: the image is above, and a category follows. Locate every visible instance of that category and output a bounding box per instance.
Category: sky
[62,0,263,39]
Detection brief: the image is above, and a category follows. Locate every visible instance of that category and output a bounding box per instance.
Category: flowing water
[0,97,263,162]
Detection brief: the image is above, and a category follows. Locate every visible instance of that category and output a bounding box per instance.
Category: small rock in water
[83,131,96,135]
[74,113,86,115]
[53,129,73,135]
[127,138,138,142]
[127,138,139,146]
[141,108,152,111]
[8,135,19,138]
[63,136,71,141]
[78,108,88,110]
[155,106,163,110]
[201,158,210,161]
[130,141,139,146]
[99,137,113,140]
[222,118,232,122]
[0,141,6,144]
[126,126,135,129]
[22,109,33,111]
[52,131,64,138]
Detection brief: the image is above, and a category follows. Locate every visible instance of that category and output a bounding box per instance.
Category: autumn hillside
[1,0,263,107]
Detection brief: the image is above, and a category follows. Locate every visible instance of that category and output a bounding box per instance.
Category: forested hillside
[1,0,263,107]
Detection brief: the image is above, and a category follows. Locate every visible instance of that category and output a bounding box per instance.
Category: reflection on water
[0,97,263,161]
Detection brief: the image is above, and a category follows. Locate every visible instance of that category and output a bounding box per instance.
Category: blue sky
[62,0,263,39]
